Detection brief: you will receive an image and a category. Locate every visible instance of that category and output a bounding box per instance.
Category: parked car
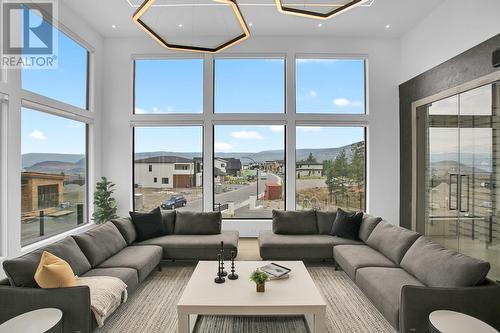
[161,195,187,210]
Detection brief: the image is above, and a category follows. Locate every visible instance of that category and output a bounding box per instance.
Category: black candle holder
[220,241,227,277]
[228,251,238,280]
[214,254,225,284]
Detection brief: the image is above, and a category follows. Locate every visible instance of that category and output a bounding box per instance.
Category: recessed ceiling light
[385,24,391,29]
[178,23,183,28]
[249,22,253,27]
[111,24,117,29]
[317,23,323,27]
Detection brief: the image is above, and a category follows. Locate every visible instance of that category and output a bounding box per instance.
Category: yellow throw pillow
[34,251,76,288]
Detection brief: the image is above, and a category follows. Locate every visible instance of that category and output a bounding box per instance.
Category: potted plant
[92,177,118,224]
[250,270,269,292]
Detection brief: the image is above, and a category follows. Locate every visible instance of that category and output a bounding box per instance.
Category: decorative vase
[256,283,265,292]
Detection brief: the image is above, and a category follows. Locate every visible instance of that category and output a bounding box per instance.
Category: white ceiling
[61,0,444,40]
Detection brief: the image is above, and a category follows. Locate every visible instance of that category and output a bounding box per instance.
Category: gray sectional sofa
[259,210,500,332]
[0,211,239,333]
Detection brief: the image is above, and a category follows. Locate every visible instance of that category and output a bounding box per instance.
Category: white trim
[0,99,8,258]
[21,91,94,121]
[131,53,369,219]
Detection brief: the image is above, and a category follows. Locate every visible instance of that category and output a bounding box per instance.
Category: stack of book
[259,263,291,280]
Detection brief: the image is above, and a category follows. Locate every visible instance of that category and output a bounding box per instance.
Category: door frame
[411,71,500,231]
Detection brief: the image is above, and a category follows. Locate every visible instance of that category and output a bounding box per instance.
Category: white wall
[0,2,104,276]
[400,0,500,83]
[102,36,401,232]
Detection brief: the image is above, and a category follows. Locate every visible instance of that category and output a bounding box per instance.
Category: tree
[93,177,118,224]
[333,149,349,203]
[350,142,365,209]
[306,152,317,163]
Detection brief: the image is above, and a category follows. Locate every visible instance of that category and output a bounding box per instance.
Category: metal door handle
[449,174,459,210]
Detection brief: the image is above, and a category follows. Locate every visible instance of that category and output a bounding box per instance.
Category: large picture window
[296,126,366,211]
[133,56,368,220]
[134,59,203,114]
[215,59,285,113]
[214,125,285,218]
[296,59,365,114]
[22,27,89,109]
[133,126,203,212]
[21,108,87,246]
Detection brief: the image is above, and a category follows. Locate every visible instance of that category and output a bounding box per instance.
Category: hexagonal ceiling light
[132,0,250,53]
[275,0,369,20]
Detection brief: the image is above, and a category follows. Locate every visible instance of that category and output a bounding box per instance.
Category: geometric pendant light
[132,0,250,53]
[275,0,369,20]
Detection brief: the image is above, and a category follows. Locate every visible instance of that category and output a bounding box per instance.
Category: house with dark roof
[134,155,196,188]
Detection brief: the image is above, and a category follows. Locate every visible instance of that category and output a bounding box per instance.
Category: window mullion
[203,54,214,212]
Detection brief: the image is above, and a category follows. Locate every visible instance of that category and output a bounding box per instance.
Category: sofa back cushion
[161,210,176,235]
[73,222,127,267]
[366,221,420,264]
[174,211,221,235]
[316,211,336,235]
[272,210,318,235]
[358,214,382,242]
[401,236,490,287]
[2,237,91,287]
[111,217,137,245]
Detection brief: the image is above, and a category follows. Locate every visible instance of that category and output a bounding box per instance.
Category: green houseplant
[92,177,118,224]
[250,270,269,292]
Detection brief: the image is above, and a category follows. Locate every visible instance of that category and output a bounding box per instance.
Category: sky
[21,108,86,154]
[21,25,366,155]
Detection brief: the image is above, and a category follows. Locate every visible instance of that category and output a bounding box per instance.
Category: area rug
[96,263,396,333]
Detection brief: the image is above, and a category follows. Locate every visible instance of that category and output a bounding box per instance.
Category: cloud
[309,90,317,97]
[333,98,363,107]
[167,106,174,112]
[215,142,233,151]
[268,126,284,132]
[230,131,264,140]
[298,127,322,132]
[135,107,146,114]
[152,106,160,113]
[30,130,46,141]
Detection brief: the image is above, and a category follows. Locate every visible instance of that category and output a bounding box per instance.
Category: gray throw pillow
[73,222,127,267]
[316,211,336,235]
[2,237,91,287]
[272,210,318,235]
[111,217,137,245]
[401,236,490,287]
[366,221,420,264]
[358,214,382,242]
[174,211,221,235]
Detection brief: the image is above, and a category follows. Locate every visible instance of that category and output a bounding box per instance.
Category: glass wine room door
[418,82,500,281]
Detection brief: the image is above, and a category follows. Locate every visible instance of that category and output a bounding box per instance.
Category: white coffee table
[177,261,326,333]
[0,308,63,333]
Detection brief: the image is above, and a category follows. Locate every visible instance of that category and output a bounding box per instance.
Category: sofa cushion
[331,236,364,246]
[73,222,127,267]
[356,267,424,329]
[272,210,318,235]
[111,217,137,245]
[129,207,166,242]
[174,211,221,235]
[137,230,239,260]
[82,267,139,293]
[401,236,490,287]
[316,211,336,235]
[259,230,335,260]
[358,214,382,242]
[98,245,162,282]
[330,208,363,240]
[334,245,398,280]
[161,210,176,235]
[366,221,420,264]
[2,237,91,287]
